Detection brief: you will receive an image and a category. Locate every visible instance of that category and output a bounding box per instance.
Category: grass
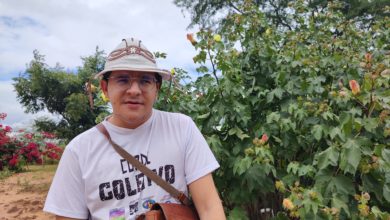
[0,168,14,180]
[1,164,58,193]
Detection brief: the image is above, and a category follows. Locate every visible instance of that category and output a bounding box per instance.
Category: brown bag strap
[95,123,192,206]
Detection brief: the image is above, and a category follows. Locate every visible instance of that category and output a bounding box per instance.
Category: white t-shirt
[44,109,219,220]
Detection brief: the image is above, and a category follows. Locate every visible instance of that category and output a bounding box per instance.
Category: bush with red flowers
[0,113,63,171]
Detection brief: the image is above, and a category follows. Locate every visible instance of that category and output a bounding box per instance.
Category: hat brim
[95,67,171,80]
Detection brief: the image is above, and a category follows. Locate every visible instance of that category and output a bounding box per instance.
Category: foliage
[174,0,390,29]
[167,1,390,219]
[0,113,63,172]
[13,48,108,140]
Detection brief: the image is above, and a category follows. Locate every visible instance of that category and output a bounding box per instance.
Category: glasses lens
[110,75,156,91]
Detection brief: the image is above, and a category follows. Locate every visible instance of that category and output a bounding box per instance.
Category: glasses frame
[107,75,158,92]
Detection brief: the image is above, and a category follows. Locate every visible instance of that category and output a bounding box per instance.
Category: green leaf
[329,127,344,141]
[382,148,390,163]
[361,117,379,132]
[315,147,339,170]
[228,126,249,140]
[311,124,323,141]
[339,140,361,175]
[384,183,390,203]
[287,162,300,175]
[302,199,319,215]
[298,165,316,177]
[332,196,350,217]
[266,88,284,103]
[362,174,383,201]
[227,207,249,220]
[340,112,353,136]
[244,164,274,192]
[333,175,355,196]
[266,112,280,123]
[233,157,252,175]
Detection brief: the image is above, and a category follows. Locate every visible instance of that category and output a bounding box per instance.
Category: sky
[0,0,198,129]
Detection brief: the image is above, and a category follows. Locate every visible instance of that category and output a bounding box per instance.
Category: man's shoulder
[154,109,192,123]
[155,109,192,120]
[66,125,100,149]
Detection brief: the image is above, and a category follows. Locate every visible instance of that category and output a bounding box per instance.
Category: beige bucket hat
[95,38,171,80]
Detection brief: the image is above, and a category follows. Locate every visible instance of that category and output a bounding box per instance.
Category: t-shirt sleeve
[43,141,89,219]
[183,117,220,184]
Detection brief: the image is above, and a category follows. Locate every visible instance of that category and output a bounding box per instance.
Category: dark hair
[155,73,162,85]
[102,71,112,81]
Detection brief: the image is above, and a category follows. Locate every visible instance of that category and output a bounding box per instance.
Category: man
[44,38,225,220]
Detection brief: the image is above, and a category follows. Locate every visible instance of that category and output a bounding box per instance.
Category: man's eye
[116,77,130,83]
[140,78,153,84]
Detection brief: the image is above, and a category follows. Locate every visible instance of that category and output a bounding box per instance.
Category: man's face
[100,70,159,129]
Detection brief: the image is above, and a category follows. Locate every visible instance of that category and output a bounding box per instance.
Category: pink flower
[42,131,56,139]
[186,33,197,46]
[0,113,7,120]
[349,80,360,95]
[24,133,33,139]
[261,134,269,143]
[365,53,372,63]
[283,198,294,210]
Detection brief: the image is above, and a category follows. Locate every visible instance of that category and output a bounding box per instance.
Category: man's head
[95,38,171,80]
[97,38,169,129]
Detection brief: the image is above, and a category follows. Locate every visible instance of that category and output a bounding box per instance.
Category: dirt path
[0,165,57,220]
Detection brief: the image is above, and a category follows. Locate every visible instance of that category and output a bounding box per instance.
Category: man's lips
[123,100,143,105]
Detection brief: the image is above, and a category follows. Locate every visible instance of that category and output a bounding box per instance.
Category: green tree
[174,0,390,29]
[13,48,107,140]
[170,0,390,219]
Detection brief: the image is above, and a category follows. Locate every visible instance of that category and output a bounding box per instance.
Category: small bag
[96,124,199,220]
[136,203,199,220]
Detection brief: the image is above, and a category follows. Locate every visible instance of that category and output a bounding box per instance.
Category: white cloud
[0,80,57,129]
[0,0,197,77]
[0,0,200,126]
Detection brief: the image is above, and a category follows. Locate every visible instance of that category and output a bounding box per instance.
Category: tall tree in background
[13,48,107,140]
[169,0,390,219]
[175,0,390,29]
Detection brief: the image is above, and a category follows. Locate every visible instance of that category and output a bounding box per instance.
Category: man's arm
[189,173,226,220]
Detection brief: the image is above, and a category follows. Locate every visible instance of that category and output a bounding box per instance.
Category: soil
[0,165,57,220]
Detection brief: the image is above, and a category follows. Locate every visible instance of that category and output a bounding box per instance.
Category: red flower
[8,155,18,167]
[4,126,12,132]
[46,142,56,149]
[26,142,38,151]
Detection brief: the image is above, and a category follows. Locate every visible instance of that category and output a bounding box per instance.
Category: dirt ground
[0,165,57,220]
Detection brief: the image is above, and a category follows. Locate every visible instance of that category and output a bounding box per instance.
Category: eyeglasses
[107,75,157,92]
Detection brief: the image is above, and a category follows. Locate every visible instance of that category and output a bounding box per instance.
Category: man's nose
[125,80,142,94]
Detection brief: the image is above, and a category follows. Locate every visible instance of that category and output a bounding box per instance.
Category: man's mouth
[124,100,143,105]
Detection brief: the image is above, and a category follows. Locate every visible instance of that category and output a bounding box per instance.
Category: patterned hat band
[95,38,171,80]
[107,39,156,64]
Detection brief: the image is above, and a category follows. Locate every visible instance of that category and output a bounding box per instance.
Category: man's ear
[156,82,162,91]
[100,80,109,97]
